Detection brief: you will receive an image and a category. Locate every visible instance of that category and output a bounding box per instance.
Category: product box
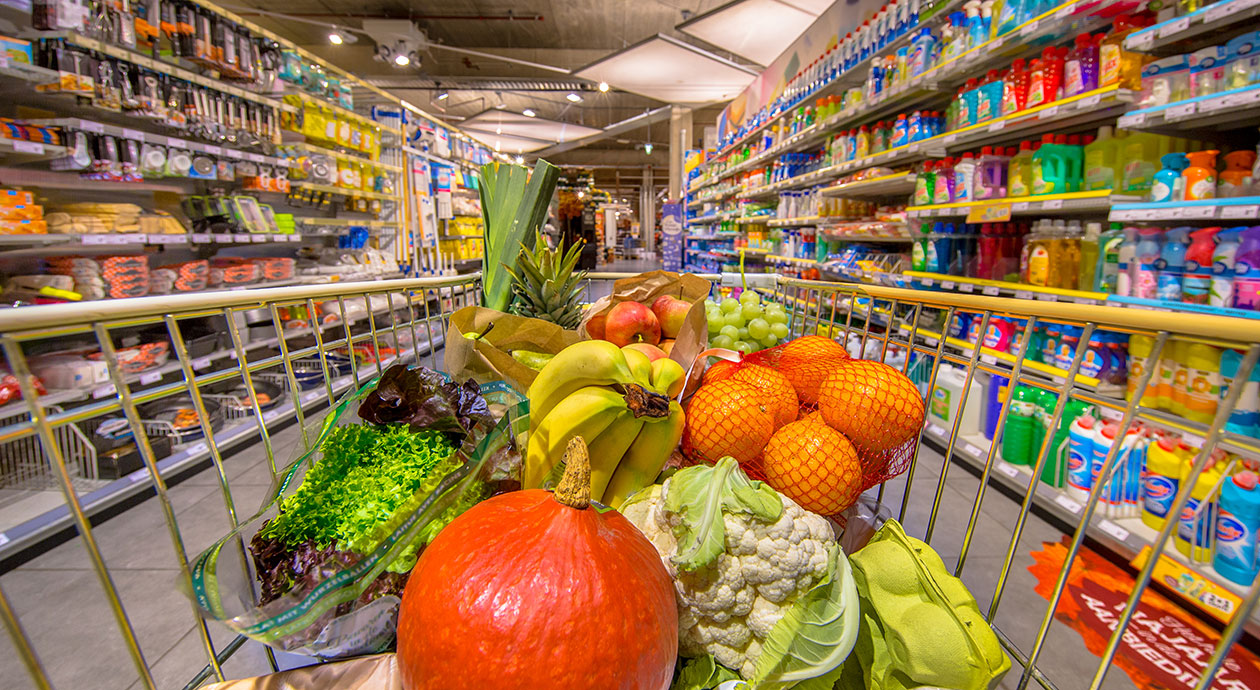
[0,35,32,64]
[0,189,33,206]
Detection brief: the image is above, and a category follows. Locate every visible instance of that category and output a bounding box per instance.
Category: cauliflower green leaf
[664,457,783,572]
[673,654,742,690]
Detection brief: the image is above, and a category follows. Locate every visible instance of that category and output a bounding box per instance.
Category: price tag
[11,140,43,154]
[922,277,935,286]
[1182,205,1218,219]
[1165,102,1197,120]
[288,234,302,242]
[81,235,130,245]
[263,409,282,423]
[960,282,975,293]
[129,469,152,484]
[998,461,1021,478]
[1012,201,1030,211]
[1078,93,1101,109]
[1205,0,1241,21]
[943,133,958,145]
[211,233,235,242]
[1098,519,1131,542]
[302,389,323,404]
[191,356,212,371]
[1159,16,1191,37]
[205,145,222,155]
[79,120,105,134]
[1020,19,1041,36]
[116,233,147,243]
[1036,292,1059,302]
[92,383,116,398]
[983,285,1001,296]
[963,442,985,457]
[1042,199,1064,210]
[247,153,265,163]
[121,128,144,141]
[981,354,999,366]
[928,423,948,438]
[1122,111,1147,127]
[1055,494,1084,514]
[1016,290,1033,299]
[988,119,1006,132]
[139,371,163,385]
[148,234,188,244]
[252,235,269,242]
[1200,94,1234,112]
[942,280,956,290]
[167,137,187,148]
[1039,105,1061,119]
[1220,204,1259,219]
[191,233,211,243]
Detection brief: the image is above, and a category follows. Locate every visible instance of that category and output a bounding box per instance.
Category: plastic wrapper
[186,368,527,658]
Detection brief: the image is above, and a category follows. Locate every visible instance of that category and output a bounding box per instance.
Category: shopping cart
[0,271,1256,690]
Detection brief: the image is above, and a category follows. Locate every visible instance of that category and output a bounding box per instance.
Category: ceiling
[230,0,778,194]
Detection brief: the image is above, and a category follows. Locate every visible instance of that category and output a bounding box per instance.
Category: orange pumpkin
[396,437,678,690]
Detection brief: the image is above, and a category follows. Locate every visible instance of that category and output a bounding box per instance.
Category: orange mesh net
[681,336,922,517]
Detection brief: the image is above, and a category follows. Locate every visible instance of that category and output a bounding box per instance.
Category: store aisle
[2,411,1136,689]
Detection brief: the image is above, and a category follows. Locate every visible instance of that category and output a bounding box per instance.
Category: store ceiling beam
[532,107,671,157]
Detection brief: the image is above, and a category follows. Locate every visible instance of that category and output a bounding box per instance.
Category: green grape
[723,312,746,329]
[747,317,770,340]
[711,334,734,349]
[707,318,722,335]
[760,333,779,348]
[765,308,789,326]
[720,325,739,340]
[770,322,789,339]
[720,297,740,314]
[705,299,718,310]
[740,303,762,322]
[738,327,749,341]
[739,291,760,306]
[733,341,754,355]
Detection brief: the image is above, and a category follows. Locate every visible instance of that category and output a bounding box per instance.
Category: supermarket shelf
[285,92,397,134]
[289,142,402,173]
[0,59,58,83]
[1110,197,1260,222]
[0,168,189,195]
[820,173,916,199]
[295,218,398,229]
[1107,294,1260,321]
[768,215,825,228]
[36,31,295,112]
[1124,0,1260,56]
[744,164,842,199]
[401,146,485,171]
[905,271,1109,304]
[1118,85,1260,134]
[826,233,914,242]
[902,323,1105,389]
[31,118,290,167]
[0,137,68,163]
[686,233,739,241]
[288,182,401,201]
[689,213,723,224]
[732,215,773,225]
[908,190,1126,219]
[767,254,817,266]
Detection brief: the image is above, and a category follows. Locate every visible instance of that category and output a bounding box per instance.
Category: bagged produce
[838,520,1010,690]
[444,305,581,392]
[622,457,860,689]
[186,364,526,658]
[580,270,711,376]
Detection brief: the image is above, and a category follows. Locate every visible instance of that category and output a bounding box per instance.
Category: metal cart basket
[0,271,1257,690]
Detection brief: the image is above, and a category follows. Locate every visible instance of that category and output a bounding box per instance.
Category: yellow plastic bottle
[1120,131,1163,194]
[1171,339,1191,417]
[1009,140,1035,197]
[1156,337,1182,412]
[1128,334,1160,407]
[1084,126,1119,191]
[1143,436,1189,530]
[1099,15,1148,90]
[1184,343,1222,424]
[1175,451,1224,562]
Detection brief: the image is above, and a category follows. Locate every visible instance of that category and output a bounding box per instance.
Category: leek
[479,159,560,312]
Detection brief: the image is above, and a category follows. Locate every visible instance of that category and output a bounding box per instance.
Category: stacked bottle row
[912,220,1018,277]
[1137,31,1260,110]
[1105,226,1260,311]
[1148,149,1260,202]
[828,113,944,166]
[1127,335,1259,431]
[949,313,1128,388]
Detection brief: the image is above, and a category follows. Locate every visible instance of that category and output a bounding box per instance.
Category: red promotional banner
[1028,541,1260,689]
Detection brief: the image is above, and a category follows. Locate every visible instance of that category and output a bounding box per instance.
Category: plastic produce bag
[838,520,1010,690]
[186,368,527,658]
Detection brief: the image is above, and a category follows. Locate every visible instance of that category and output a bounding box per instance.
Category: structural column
[668,105,693,201]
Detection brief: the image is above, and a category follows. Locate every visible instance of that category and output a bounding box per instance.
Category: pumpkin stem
[553,436,591,509]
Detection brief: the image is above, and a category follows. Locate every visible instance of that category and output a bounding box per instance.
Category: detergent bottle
[1032,134,1067,195]
[1151,153,1189,203]
[1116,225,1137,296]
[1100,14,1147,89]
[1065,33,1100,97]
[1009,140,1035,196]
[1127,333,1160,406]
[1121,132,1163,194]
[1084,126,1118,191]
[1142,436,1188,530]
[914,161,935,205]
[1079,222,1101,291]
[1155,226,1190,301]
[1184,150,1221,201]
[1172,339,1193,416]
[1212,226,1242,307]
[1221,348,1260,437]
[1001,384,1038,465]
[934,157,956,204]
[962,78,982,126]
[974,146,1008,199]
[1177,455,1224,562]
[910,26,937,76]
[1065,134,1087,192]
[1002,58,1030,115]
[1038,390,1068,487]
[1219,150,1256,197]
[996,0,1022,35]
[978,70,1005,122]
[1216,471,1260,586]
[1234,226,1260,310]
[1183,226,1219,305]
[1155,337,1180,410]
[1184,342,1223,425]
[954,152,977,202]
[1096,223,1124,292]
[1065,411,1096,503]
[1133,227,1162,299]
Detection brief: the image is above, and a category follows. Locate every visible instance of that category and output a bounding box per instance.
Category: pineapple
[504,231,586,328]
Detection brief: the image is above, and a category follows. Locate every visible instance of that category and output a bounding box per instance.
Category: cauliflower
[621,458,857,685]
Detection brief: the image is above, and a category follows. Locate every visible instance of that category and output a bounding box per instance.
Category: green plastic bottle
[1001,385,1038,466]
[1084,125,1119,191]
[1044,399,1093,488]
[1032,389,1060,486]
[1120,131,1163,194]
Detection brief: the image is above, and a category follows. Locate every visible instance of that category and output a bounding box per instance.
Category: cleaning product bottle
[1222,348,1260,437]
[1185,342,1222,424]
[1001,384,1037,465]
[1184,150,1221,201]
[1035,389,1063,486]
[1128,333,1160,406]
[974,146,1008,199]
[1156,337,1180,410]
[1079,222,1101,291]
[1121,132,1163,194]
[914,161,935,205]
[1171,338,1192,416]
[1009,140,1035,196]
[1086,421,1119,507]
[996,0,1022,36]
[1134,227,1163,299]
[1212,226,1242,307]
[964,0,985,48]
[1151,153,1189,203]
[1065,134,1086,192]
[1065,33,1100,97]
[1183,226,1219,305]
[912,222,930,270]
[1220,150,1256,197]
[1084,126,1118,191]
[962,78,982,126]
[1028,46,1066,107]
[855,125,872,158]
[1096,223,1123,292]
[1025,225,1053,287]
[1033,134,1069,195]
[1002,58,1030,115]
[978,69,1004,122]
[1116,225,1137,296]
[1156,226,1190,301]
[1065,412,1097,503]
[1215,471,1260,586]
[910,27,937,76]
[1235,226,1260,310]
[934,157,956,204]
[1100,14,1146,89]
[1177,456,1223,562]
[1142,436,1187,530]
[954,152,977,202]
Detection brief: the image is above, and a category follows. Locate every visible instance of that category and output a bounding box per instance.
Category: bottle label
[958,98,971,125]
[1081,348,1107,378]
[1067,439,1092,492]
[930,387,952,420]
[1143,473,1179,518]
[1215,508,1253,567]
[912,242,926,270]
[1066,61,1084,95]
[1100,44,1121,85]
[1186,367,1222,415]
[1028,246,1050,285]
[1128,357,1147,400]
[1032,162,1048,195]
[1179,497,1214,546]
[1010,162,1029,196]
[978,91,994,120]
[1027,73,1047,107]
[1151,180,1173,202]
[1189,176,1217,200]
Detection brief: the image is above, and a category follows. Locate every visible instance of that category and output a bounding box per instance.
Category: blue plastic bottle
[1222,348,1260,437]
[1151,153,1189,203]
[907,111,924,141]
[1216,471,1260,586]
[910,28,936,76]
[996,0,1022,35]
[1065,413,1096,502]
[1155,226,1189,302]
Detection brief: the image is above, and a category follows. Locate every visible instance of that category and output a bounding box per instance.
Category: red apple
[651,295,691,340]
[586,314,606,340]
[604,301,661,346]
[624,342,667,362]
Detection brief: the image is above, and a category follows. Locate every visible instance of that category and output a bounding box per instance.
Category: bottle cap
[1012,57,1026,70]
[1075,32,1091,46]
[1067,134,1081,145]
[1041,133,1055,144]
[1006,146,1018,156]
[961,151,974,159]
[1020,140,1033,151]
[981,145,993,155]
[987,69,1000,80]
[1055,134,1068,144]
[1235,471,1258,491]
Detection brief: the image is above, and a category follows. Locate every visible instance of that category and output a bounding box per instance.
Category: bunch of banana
[524,340,687,507]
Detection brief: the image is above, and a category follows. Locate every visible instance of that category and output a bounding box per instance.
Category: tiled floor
[1,256,1144,690]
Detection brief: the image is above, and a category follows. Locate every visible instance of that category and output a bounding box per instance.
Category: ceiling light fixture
[436,91,449,100]
[644,143,653,155]
[328,32,343,45]
[566,92,583,103]
[522,108,536,117]
[393,52,410,66]
[598,81,610,92]
[514,155,525,164]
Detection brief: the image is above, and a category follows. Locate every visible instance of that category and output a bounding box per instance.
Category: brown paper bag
[203,653,399,690]
[578,271,711,382]
[444,306,582,392]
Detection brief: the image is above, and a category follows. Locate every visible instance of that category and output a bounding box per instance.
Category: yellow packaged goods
[0,204,42,221]
[0,189,33,206]
[0,219,46,234]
